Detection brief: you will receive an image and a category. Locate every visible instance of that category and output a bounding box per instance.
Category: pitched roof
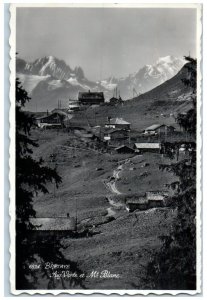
[146,191,168,201]
[145,124,175,131]
[78,92,104,99]
[35,111,68,120]
[29,217,76,231]
[115,145,134,151]
[144,124,162,131]
[134,143,161,149]
[104,128,127,134]
[109,118,130,125]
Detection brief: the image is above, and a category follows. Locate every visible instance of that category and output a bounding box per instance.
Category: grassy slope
[31,129,178,289]
[67,63,193,132]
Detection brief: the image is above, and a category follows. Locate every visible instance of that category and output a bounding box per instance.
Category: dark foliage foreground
[143,56,197,290]
[15,77,85,289]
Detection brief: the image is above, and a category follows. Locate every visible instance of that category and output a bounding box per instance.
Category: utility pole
[75,198,78,232]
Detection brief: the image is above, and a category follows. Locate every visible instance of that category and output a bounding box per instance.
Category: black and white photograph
[9,3,202,294]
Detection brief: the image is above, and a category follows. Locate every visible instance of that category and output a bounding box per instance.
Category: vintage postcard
[9,3,202,295]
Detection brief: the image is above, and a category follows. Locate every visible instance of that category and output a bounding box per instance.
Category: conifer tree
[144,56,197,290]
[15,78,85,289]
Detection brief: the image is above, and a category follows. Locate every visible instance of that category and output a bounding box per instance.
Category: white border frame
[9,2,202,295]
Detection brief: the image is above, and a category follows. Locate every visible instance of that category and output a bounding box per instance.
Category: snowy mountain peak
[156,55,186,68]
[99,55,186,99]
[16,56,86,81]
[156,55,175,64]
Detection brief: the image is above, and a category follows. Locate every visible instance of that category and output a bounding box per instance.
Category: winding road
[104,157,134,216]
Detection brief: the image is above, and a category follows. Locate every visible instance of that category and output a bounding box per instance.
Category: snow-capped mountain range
[98,55,186,99]
[16,55,186,111]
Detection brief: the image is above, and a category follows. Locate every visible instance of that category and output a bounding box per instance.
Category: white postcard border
[9,2,202,295]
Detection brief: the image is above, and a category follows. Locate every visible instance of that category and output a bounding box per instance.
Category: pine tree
[15,78,85,289]
[144,57,197,290]
[16,77,62,230]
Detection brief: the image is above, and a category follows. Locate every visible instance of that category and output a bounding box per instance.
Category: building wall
[136,148,160,153]
[148,200,164,208]
[39,113,62,124]
[127,203,148,212]
[112,124,130,130]
[80,99,104,105]
[157,126,175,134]
[110,131,129,140]
[116,147,134,154]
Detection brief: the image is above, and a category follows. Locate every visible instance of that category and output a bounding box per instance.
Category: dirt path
[106,157,133,195]
[106,181,122,195]
[103,158,133,216]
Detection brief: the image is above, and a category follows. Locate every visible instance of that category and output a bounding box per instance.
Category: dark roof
[78,92,104,99]
[115,145,134,151]
[104,128,128,134]
[35,111,68,120]
[109,97,119,101]
[29,217,76,231]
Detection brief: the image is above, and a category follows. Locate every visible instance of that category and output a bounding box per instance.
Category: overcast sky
[16,7,197,81]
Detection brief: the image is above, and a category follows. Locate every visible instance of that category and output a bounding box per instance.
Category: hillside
[68,62,194,131]
[133,62,192,102]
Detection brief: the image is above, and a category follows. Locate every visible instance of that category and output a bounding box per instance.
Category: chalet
[35,110,68,128]
[105,118,130,130]
[134,143,161,153]
[78,91,104,105]
[115,145,134,154]
[28,217,76,238]
[143,124,175,135]
[126,197,148,212]
[146,191,168,208]
[103,129,129,141]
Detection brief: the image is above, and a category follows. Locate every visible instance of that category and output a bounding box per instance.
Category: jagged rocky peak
[16,55,85,81]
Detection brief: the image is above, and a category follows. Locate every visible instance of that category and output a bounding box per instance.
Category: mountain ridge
[16,55,186,111]
[98,55,186,99]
